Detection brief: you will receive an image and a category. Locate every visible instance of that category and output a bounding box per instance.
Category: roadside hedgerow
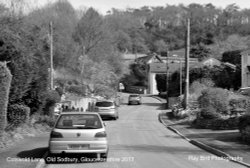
[228,93,250,115]
[198,87,229,115]
[193,117,239,130]
[0,62,12,138]
[238,115,250,143]
[199,106,221,119]
[238,114,250,132]
[42,90,61,116]
[7,104,30,126]
[32,114,56,128]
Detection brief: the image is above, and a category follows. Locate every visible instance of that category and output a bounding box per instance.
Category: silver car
[94,100,119,120]
[128,94,142,105]
[48,112,108,159]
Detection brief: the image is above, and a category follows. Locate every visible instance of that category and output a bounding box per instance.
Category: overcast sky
[4,0,250,14]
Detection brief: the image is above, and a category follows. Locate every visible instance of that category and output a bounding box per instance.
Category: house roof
[135,53,164,64]
[202,58,221,67]
[121,53,146,60]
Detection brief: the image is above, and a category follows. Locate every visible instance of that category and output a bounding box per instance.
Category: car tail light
[50,131,63,138]
[95,131,107,138]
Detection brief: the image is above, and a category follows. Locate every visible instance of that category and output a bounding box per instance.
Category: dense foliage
[1,0,250,122]
[198,87,230,115]
[121,62,148,88]
[7,104,30,126]
[238,114,250,143]
[0,62,12,136]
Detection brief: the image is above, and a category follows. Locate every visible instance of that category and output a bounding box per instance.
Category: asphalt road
[42,95,245,168]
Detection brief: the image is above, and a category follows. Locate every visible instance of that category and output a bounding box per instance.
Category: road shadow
[17,147,48,159]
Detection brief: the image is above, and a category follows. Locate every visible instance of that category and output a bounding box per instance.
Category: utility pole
[50,21,54,90]
[166,53,169,109]
[180,58,182,96]
[184,18,190,109]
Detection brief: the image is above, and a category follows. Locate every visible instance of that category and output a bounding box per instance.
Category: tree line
[116,3,250,92]
[1,0,250,116]
[0,0,128,116]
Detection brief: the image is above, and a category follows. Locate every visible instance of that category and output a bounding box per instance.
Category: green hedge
[7,104,30,126]
[238,115,250,143]
[0,62,12,136]
[238,114,250,131]
[193,117,239,130]
[66,85,87,96]
[42,90,61,116]
[33,114,56,127]
[229,94,250,114]
[198,87,229,115]
[199,106,221,119]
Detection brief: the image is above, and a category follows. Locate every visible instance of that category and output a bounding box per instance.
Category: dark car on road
[128,94,142,105]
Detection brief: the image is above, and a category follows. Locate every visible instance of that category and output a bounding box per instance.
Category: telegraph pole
[184,18,190,109]
[50,21,54,90]
[180,58,182,96]
[166,53,169,109]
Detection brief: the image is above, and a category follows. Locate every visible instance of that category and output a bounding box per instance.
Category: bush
[31,114,56,127]
[42,90,61,116]
[55,87,64,97]
[229,93,250,110]
[190,79,214,95]
[238,114,250,131]
[7,104,30,126]
[198,87,229,115]
[0,62,12,136]
[211,117,239,130]
[66,85,87,96]
[199,106,221,119]
[238,115,250,143]
[193,117,239,130]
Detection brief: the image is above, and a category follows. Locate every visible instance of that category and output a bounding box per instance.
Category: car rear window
[55,114,102,129]
[95,101,114,107]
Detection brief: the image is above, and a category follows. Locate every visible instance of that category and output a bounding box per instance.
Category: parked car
[128,94,142,105]
[48,112,108,159]
[94,100,119,120]
[238,87,250,96]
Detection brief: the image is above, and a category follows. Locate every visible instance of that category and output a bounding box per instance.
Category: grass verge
[0,114,54,150]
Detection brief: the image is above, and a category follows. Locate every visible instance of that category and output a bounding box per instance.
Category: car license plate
[69,144,89,149]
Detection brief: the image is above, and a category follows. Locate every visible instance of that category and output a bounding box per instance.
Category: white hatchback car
[94,100,119,120]
[48,112,108,159]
